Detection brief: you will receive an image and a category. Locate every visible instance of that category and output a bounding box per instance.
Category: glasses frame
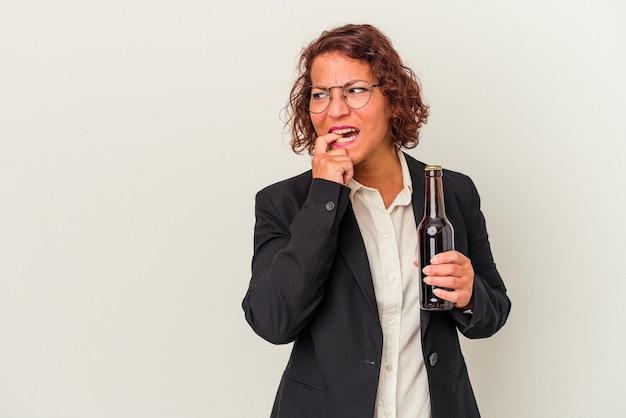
[304,79,380,114]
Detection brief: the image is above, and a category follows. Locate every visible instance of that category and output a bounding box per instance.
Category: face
[309,52,395,167]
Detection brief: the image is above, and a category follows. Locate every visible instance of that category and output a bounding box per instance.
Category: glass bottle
[418,165,455,311]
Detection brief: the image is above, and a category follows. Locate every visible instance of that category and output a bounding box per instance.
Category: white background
[1,0,625,417]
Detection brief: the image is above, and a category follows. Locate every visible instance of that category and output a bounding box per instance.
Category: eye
[345,81,371,97]
[310,88,330,101]
[345,86,369,96]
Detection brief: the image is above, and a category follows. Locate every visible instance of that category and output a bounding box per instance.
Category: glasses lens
[304,80,375,113]
[307,86,330,114]
[343,80,374,109]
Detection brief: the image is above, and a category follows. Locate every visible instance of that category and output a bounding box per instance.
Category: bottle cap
[424,165,442,171]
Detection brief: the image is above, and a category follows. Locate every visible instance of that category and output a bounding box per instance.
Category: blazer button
[325,201,336,211]
[429,352,438,367]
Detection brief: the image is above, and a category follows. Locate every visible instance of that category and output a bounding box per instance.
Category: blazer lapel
[337,206,379,318]
[405,153,433,338]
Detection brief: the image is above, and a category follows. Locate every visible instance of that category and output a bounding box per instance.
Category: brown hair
[285,24,429,155]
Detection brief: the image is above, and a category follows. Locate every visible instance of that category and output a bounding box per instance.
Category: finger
[422,263,461,277]
[424,273,473,292]
[430,250,466,265]
[312,149,353,184]
[423,274,458,290]
[313,133,341,155]
[432,287,471,307]
[342,164,354,184]
[432,287,456,301]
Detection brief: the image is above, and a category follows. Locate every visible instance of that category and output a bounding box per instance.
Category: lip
[329,125,359,147]
[329,125,357,132]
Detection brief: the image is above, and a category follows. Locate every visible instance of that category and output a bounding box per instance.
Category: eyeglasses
[304,79,380,114]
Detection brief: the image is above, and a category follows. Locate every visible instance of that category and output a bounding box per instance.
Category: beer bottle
[418,165,455,311]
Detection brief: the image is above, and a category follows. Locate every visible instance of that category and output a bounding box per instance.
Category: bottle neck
[424,172,446,218]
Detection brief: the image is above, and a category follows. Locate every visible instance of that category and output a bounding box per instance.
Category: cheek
[310,115,325,135]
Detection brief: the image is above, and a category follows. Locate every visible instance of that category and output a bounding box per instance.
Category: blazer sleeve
[242,177,352,345]
[450,175,512,339]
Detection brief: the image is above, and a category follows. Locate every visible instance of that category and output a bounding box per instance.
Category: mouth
[330,127,359,144]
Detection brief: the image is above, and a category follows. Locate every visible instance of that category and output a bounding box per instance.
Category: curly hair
[285,24,429,155]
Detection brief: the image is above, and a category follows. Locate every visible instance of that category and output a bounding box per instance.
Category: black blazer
[243,153,511,418]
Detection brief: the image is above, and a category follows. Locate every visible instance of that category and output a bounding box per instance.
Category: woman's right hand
[311,133,354,185]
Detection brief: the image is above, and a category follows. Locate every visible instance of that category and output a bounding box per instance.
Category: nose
[326,92,350,118]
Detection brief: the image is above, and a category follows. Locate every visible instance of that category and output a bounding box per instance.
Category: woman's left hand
[418,251,474,309]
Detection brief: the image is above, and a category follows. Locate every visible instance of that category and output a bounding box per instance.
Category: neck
[354,150,404,208]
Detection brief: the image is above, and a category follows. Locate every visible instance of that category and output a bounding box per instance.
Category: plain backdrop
[1,0,625,417]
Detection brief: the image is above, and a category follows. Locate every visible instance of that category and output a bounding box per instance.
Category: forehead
[310,52,375,85]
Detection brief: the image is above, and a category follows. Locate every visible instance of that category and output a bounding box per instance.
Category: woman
[242,24,511,418]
